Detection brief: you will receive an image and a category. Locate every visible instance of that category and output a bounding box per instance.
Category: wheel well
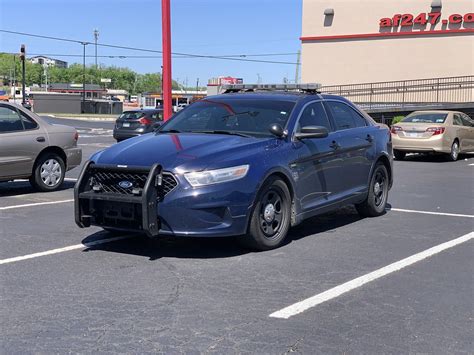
[376,155,392,184]
[33,147,67,170]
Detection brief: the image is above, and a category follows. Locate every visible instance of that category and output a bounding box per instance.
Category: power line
[2,52,298,60]
[0,29,298,65]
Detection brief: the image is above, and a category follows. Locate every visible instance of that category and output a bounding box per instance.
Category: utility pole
[93,29,99,69]
[81,42,87,113]
[162,0,173,120]
[196,78,199,94]
[13,54,16,101]
[20,45,26,105]
[295,50,301,84]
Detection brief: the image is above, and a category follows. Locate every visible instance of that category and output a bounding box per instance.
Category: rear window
[119,111,145,120]
[402,113,447,124]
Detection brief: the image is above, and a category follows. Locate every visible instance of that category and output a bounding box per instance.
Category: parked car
[0,102,82,191]
[113,109,163,142]
[176,103,188,112]
[391,110,474,161]
[75,88,393,250]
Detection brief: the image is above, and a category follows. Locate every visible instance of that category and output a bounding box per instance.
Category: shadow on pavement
[400,153,473,163]
[81,206,366,260]
[0,180,76,197]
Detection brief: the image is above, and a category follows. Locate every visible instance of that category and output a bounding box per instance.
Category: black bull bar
[74,161,163,237]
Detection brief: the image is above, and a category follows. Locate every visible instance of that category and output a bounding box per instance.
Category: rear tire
[447,140,459,161]
[30,153,65,192]
[355,163,389,217]
[393,150,406,160]
[239,177,291,251]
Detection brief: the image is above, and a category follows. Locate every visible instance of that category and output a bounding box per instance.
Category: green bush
[391,115,405,125]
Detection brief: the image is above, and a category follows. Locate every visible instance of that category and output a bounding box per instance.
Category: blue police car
[75,84,393,250]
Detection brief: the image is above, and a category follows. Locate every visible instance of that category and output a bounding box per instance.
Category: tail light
[139,117,152,125]
[426,127,445,135]
[391,126,402,134]
[73,131,79,141]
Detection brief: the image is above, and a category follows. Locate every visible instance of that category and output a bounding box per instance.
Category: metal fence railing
[319,76,474,110]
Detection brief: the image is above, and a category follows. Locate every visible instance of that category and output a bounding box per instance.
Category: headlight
[184,165,249,187]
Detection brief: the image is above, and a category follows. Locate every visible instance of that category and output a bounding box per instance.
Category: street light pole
[162,0,173,120]
[20,45,26,105]
[93,29,99,69]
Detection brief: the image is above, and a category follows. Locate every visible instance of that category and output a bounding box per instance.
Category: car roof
[409,110,458,115]
[205,91,349,103]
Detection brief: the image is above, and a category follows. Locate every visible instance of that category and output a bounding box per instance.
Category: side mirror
[268,123,285,138]
[294,126,329,140]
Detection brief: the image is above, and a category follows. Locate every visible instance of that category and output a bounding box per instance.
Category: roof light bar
[222,83,321,92]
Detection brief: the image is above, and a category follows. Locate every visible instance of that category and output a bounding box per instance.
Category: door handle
[329,141,340,150]
[36,136,46,142]
[366,134,373,143]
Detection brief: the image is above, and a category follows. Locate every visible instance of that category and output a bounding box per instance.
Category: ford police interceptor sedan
[74,85,393,250]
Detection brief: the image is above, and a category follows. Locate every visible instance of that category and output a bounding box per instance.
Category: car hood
[92,132,274,172]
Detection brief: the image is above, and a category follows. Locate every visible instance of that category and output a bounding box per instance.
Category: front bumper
[74,162,254,238]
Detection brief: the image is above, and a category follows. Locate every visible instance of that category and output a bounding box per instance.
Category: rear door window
[460,114,474,127]
[325,101,367,131]
[296,102,331,132]
[453,114,462,126]
[0,106,24,133]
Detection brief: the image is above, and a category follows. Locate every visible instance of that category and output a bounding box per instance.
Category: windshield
[158,99,295,137]
[402,113,447,124]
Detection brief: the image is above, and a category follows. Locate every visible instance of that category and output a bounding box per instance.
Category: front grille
[89,168,178,196]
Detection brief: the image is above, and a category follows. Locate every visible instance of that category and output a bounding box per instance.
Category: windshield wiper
[221,111,259,119]
[192,130,253,138]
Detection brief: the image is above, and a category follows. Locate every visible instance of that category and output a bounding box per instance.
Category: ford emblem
[118,180,133,189]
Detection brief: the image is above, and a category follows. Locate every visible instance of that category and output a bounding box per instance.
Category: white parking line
[269,231,473,319]
[0,235,132,265]
[0,199,73,211]
[390,208,474,218]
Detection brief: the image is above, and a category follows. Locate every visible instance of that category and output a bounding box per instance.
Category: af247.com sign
[380,12,474,27]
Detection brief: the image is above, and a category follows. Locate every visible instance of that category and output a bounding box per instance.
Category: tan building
[301,0,474,85]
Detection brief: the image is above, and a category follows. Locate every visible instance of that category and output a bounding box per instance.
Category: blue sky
[0,0,303,85]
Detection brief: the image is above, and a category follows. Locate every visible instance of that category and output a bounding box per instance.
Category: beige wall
[301,0,474,85]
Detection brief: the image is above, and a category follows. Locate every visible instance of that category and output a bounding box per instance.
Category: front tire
[240,177,291,251]
[30,153,65,192]
[355,163,389,217]
[447,140,459,161]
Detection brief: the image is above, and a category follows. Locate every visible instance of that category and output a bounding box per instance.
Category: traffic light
[20,44,25,61]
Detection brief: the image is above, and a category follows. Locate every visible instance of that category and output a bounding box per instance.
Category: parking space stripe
[0,199,73,211]
[0,235,132,265]
[269,231,473,319]
[390,208,474,218]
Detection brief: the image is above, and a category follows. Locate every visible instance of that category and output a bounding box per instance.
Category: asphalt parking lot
[1,117,473,354]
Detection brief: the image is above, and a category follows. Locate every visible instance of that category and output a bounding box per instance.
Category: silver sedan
[0,102,82,191]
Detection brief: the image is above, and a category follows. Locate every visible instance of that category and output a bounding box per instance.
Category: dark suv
[76,86,393,250]
[113,109,163,142]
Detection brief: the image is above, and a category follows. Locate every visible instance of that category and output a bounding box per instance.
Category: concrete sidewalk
[39,113,117,122]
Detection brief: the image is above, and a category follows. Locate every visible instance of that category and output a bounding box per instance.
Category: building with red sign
[301,0,473,85]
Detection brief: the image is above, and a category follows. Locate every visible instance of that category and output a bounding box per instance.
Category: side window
[20,111,38,130]
[0,106,24,133]
[461,114,474,127]
[296,102,331,132]
[326,101,367,131]
[452,114,462,126]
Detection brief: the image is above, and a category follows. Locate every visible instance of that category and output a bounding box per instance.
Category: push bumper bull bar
[74,161,163,237]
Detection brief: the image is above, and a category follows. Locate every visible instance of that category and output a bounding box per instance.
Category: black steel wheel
[240,177,291,251]
[355,162,389,217]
